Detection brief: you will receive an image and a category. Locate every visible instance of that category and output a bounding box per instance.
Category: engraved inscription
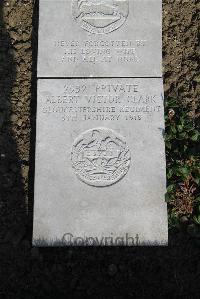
[41,82,162,122]
[55,39,140,65]
[71,128,131,186]
[72,0,129,34]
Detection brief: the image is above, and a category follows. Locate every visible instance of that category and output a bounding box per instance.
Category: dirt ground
[0,0,200,298]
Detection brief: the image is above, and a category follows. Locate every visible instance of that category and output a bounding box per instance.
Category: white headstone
[33,78,168,246]
[37,0,162,77]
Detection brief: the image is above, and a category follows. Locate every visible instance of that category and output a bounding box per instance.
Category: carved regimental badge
[72,0,129,34]
[71,128,131,187]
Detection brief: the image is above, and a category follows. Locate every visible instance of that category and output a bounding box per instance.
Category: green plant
[165,97,200,236]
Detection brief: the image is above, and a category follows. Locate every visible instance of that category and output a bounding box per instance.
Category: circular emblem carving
[72,0,129,34]
[71,128,131,187]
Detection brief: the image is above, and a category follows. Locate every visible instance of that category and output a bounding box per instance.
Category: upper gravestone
[37,0,162,77]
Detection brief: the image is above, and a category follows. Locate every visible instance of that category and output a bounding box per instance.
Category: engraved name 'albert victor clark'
[71,127,131,186]
[41,80,162,122]
[72,0,129,34]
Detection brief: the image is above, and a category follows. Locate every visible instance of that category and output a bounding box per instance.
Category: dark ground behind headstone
[0,1,199,298]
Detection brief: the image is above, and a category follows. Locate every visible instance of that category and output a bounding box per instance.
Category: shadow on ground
[0,1,27,246]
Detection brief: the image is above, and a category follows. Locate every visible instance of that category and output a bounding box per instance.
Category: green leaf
[179,132,187,139]
[165,193,170,202]
[177,125,183,132]
[167,184,175,193]
[166,141,171,149]
[171,126,177,134]
[193,177,200,186]
[193,216,200,225]
[191,130,200,142]
[167,168,173,179]
[178,166,190,178]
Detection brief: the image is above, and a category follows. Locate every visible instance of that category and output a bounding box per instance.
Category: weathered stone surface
[33,78,168,246]
[37,0,162,77]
